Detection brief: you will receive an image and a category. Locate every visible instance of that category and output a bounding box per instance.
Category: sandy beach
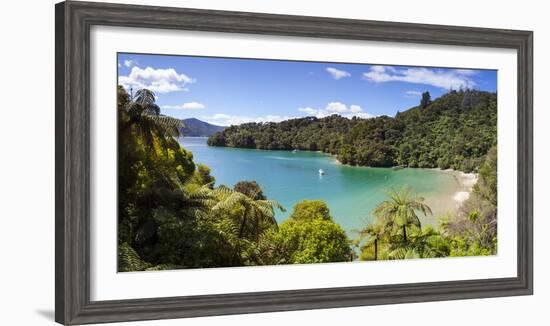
[435,169,478,206]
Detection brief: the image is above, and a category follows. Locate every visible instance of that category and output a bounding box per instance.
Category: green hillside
[180,118,226,137]
[208,89,497,172]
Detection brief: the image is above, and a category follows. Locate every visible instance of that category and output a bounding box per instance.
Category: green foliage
[358,189,448,261]
[474,146,497,206]
[213,185,285,240]
[118,86,226,269]
[386,226,450,259]
[289,200,332,221]
[420,91,432,109]
[119,87,349,270]
[355,222,386,261]
[122,88,183,149]
[117,86,498,271]
[439,147,498,256]
[233,180,267,200]
[261,210,352,264]
[208,89,497,172]
[117,87,197,252]
[373,187,432,243]
[118,242,151,272]
[189,163,216,188]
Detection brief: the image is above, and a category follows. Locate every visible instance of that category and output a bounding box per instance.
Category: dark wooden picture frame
[55,1,533,324]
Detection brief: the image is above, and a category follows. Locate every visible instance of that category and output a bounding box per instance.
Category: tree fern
[373,186,432,243]
[212,186,285,239]
[118,242,151,272]
[122,88,183,149]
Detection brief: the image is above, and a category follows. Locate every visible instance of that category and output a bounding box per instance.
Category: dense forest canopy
[208,89,497,172]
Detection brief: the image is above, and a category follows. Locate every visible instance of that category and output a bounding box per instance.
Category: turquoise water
[179,137,465,233]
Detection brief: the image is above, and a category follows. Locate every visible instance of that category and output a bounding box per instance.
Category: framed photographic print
[55,1,533,324]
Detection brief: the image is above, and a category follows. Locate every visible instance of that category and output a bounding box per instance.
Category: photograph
[116,53,498,271]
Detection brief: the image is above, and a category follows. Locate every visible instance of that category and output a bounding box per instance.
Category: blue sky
[118,53,497,126]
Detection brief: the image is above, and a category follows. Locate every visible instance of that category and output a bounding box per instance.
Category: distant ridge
[180,118,226,137]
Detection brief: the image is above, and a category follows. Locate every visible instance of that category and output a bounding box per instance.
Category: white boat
[318,169,325,175]
[292,149,297,153]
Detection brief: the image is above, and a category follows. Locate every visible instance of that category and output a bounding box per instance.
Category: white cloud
[326,67,351,80]
[210,113,231,120]
[162,102,205,110]
[454,69,478,76]
[201,114,295,126]
[118,66,195,94]
[325,102,349,113]
[350,105,362,113]
[363,65,476,89]
[298,102,375,119]
[404,90,423,97]
[298,107,317,115]
[124,59,137,68]
[202,102,375,126]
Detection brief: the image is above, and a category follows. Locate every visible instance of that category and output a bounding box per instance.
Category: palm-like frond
[354,221,388,261]
[212,191,245,211]
[388,246,428,260]
[356,222,385,242]
[388,245,439,260]
[387,226,448,260]
[122,88,184,149]
[134,89,157,107]
[118,242,152,272]
[372,187,432,242]
[388,247,410,260]
[183,184,216,218]
[164,173,216,220]
[214,217,241,239]
[212,185,234,200]
[145,115,183,138]
[212,186,285,238]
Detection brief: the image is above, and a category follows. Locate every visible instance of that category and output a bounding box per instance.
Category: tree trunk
[239,207,248,238]
[403,225,408,243]
[374,239,378,261]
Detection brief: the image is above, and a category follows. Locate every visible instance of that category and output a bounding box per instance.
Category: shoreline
[430,168,478,206]
[328,153,479,203]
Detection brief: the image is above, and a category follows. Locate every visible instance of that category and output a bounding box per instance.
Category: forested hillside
[179,118,226,137]
[208,90,497,172]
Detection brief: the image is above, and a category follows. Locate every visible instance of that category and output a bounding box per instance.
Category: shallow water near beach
[180,137,470,233]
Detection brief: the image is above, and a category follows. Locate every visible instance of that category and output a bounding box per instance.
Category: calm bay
[179,137,471,233]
